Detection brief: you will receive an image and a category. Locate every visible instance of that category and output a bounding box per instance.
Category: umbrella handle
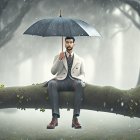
[62,36,63,52]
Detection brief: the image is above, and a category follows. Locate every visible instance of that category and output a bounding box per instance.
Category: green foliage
[46,96,48,100]
[16,93,31,111]
[40,108,45,112]
[0,84,5,88]
[17,107,26,110]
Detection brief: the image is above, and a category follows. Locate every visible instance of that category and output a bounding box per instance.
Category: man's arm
[51,55,63,75]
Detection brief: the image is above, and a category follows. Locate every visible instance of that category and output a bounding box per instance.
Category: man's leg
[71,79,84,129]
[47,79,60,118]
[73,79,84,117]
[47,78,69,129]
[47,79,62,129]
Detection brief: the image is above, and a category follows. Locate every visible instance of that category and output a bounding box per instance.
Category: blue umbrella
[24,11,101,51]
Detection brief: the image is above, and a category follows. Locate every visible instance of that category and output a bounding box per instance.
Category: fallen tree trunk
[0,82,140,118]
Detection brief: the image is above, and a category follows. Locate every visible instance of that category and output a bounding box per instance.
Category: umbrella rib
[62,18,65,36]
[42,19,53,36]
[43,19,55,36]
[73,19,100,36]
[65,19,72,36]
[71,19,89,36]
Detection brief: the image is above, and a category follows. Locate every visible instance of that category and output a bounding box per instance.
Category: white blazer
[51,52,86,86]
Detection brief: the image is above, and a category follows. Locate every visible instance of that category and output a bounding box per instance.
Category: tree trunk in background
[0,82,140,118]
[136,69,140,87]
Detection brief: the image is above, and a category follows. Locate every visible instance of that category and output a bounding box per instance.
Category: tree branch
[119,7,140,29]
[0,82,140,118]
[110,22,132,38]
[0,0,35,48]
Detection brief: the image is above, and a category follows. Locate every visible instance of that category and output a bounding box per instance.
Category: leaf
[20,96,24,99]
[17,94,20,98]
[0,84,5,88]
[40,108,45,112]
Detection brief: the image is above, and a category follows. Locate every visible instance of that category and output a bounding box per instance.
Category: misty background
[0,0,140,139]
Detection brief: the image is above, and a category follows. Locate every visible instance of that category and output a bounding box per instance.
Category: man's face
[65,39,75,51]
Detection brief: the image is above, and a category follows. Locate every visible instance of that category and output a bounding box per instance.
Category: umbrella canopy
[24,13,101,51]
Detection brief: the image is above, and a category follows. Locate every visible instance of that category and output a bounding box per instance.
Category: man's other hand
[59,52,65,60]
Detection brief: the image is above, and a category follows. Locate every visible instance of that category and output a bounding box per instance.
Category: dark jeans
[47,76,84,118]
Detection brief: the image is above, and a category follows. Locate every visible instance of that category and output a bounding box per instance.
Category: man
[45,36,85,129]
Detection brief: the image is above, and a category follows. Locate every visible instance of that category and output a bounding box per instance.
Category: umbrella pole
[62,36,63,52]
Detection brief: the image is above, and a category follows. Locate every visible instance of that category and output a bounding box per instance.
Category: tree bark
[136,69,140,87]
[0,82,140,118]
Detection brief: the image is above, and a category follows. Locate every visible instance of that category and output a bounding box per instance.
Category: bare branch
[119,6,140,29]
[0,0,35,48]
[111,22,132,38]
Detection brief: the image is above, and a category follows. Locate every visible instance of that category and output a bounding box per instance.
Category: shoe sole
[72,124,82,129]
[46,123,58,129]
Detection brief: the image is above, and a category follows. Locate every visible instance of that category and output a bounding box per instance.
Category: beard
[66,46,72,51]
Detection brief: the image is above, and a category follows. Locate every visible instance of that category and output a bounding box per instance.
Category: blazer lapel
[62,52,79,71]
[71,53,79,70]
[62,52,68,71]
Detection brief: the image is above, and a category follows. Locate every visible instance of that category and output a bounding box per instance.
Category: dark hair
[65,36,75,43]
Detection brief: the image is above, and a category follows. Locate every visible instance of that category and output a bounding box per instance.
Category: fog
[0,0,140,139]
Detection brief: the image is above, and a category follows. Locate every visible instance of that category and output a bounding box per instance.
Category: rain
[121,102,124,107]
[0,0,140,139]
